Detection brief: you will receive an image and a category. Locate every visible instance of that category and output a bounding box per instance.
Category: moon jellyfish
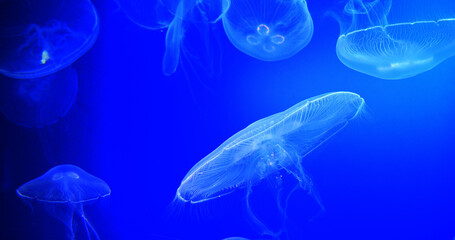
[175,92,365,238]
[161,0,229,76]
[115,0,174,30]
[336,0,455,80]
[17,164,110,240]
[0,0,99,79]
[0,67,78,128]
[222,0,313,61]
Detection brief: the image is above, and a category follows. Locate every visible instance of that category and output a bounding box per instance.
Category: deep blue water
[1,0,455,239]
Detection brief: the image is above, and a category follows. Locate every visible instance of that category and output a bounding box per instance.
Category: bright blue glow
[336,0,455,80]
[3,0,455,239]
[16,164,110,240]
[0,67,78,128]
[0,0,99,79]
[222,0,313,61]
[176,92,365,237]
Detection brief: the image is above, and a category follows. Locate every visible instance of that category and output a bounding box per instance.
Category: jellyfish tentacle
[244,183,280,239]
[162,2,185,76]
[81,214,100,240]
[76,205,100,240]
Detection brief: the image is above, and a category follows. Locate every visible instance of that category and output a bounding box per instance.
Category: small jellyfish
[336,0,455,79]
[17,164,110,240]
[0,67,78,128]
[161,0,229,76]
[0,0,99,79]
[115,0,174,30]
[175,92,365,238]
[222,0,313,61]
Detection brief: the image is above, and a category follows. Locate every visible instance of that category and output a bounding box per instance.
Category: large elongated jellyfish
[175,92,365,238]
[0,0,99,79]
[17,164,110,240]
[115,0,174,30]
[161,0,229,76]
[0,67,77,128]
[222,0,313,61]
[336,0,455,80]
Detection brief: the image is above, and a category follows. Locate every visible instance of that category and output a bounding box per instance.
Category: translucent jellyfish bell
[17,164,110,240]
[0,67,78,128]
[336,0,455,80]
[115,0,174,30]
[175,92,365,237]
[222,0,313,61]
[0,0,99,79]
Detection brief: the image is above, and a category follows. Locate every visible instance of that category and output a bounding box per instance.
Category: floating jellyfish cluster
[2,0,454,239]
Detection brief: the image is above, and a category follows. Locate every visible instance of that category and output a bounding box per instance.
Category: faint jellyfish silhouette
[222,0,313,61]
[114,0,174,30]
[343,0,380,14]
[0,0,99,79]
[336,0,455,79]
[161,0,229,76]
[0,67,77,128]
[17,164,110,240]
[175,92,365,238]
[222,238,250,240]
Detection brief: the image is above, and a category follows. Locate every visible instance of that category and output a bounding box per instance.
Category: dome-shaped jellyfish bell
[0,0,99,79]
[17,164,110,240]
[222,0,313,61]
[0,67,78,128]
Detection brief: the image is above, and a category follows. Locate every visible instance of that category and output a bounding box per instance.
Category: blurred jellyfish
[0,0,99,79]
[115,0,174,30]
[0,67,77,128]
[222,0,313,61]
[161,0,229,76]
[336,0,455,80]
[175,92,365,238]
[17,164,110,240]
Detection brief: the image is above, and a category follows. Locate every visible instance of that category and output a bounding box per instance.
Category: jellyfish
[221,0,313,61]
[336,0,455,80]
[175,92,365,238]
[17,164,110,240]
[114,0,174,30]
[0,67,77,128]
[161,0,229,76]
[0,0,99,79]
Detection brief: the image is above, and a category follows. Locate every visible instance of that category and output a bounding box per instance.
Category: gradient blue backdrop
[1,0,455,239]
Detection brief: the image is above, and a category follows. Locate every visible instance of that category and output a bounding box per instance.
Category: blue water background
[1,0,455,239]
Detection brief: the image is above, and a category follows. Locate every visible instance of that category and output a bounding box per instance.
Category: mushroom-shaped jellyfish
[0,67,78,128]
[222,0,313,61]
[17,164,110,240]
[336,0,455,80]
[160,0,230,76]
[0,0,99,79]
[114,0,174,30]
[175,92,365,238]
